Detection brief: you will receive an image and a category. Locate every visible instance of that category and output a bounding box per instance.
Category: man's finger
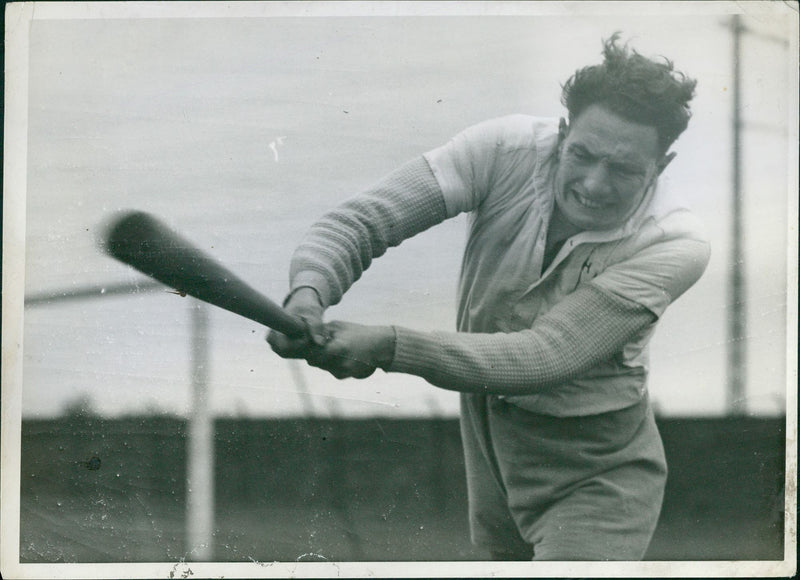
[267,330,314,359]
[302,316,331,346]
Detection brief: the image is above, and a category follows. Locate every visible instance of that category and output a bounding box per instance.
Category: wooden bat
[103,210,307,338]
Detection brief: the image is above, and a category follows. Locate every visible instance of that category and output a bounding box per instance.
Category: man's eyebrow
[609,159,646,172]
[571,142,648,168]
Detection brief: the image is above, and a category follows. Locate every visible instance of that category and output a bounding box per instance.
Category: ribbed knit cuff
[388,325,444,379]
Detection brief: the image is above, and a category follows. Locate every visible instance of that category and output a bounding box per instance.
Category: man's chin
[563,210,623,232]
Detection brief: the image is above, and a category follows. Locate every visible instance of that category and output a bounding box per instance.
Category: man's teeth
[575,192,607,209]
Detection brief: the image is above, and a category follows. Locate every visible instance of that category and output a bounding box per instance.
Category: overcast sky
[8,2,797,418]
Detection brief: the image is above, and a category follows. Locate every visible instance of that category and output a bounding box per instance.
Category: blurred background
[11,3,794,564]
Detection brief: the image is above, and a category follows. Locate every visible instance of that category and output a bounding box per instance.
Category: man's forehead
[567,105,661,162]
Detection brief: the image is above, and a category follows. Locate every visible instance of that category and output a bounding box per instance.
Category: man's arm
[287,156,448,308]
[386,283,653,393]
[268,156,449,357]
[305,283,655,392]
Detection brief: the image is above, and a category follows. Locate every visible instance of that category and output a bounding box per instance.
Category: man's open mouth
[574,191,612,210]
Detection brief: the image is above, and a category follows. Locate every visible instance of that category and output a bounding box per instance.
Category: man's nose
[582,162,614,198]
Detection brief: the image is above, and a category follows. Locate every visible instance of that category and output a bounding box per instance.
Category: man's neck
[548,205,583,244]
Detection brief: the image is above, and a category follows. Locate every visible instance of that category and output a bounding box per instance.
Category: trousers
[460,392,667,560]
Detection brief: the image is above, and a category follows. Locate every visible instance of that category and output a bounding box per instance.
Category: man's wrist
[284,285,324,309]
[375,326,397,370]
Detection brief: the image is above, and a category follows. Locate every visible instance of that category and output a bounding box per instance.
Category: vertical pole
[186,301,214,559]
[728,14,747,415]
[288,359,316,416]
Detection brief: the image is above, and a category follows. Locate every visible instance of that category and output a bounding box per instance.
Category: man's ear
[556,118,568,159]
[558,117,568,143]
[657,151,677,175]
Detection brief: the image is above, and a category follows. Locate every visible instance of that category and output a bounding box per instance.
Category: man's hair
[561,34,697,152]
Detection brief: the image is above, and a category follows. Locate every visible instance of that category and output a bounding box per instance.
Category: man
[268,36,710,561]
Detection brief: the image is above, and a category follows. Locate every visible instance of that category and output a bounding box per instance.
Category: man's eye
[570,148,590,160]
[614,166,643,179]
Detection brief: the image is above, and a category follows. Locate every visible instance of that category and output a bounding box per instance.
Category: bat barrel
[104,211,307,338]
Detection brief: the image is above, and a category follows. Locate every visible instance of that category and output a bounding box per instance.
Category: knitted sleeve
[289,156,448,307]
[388,282,656,395]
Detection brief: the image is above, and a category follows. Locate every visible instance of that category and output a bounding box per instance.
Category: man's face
[554,104,673,231]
